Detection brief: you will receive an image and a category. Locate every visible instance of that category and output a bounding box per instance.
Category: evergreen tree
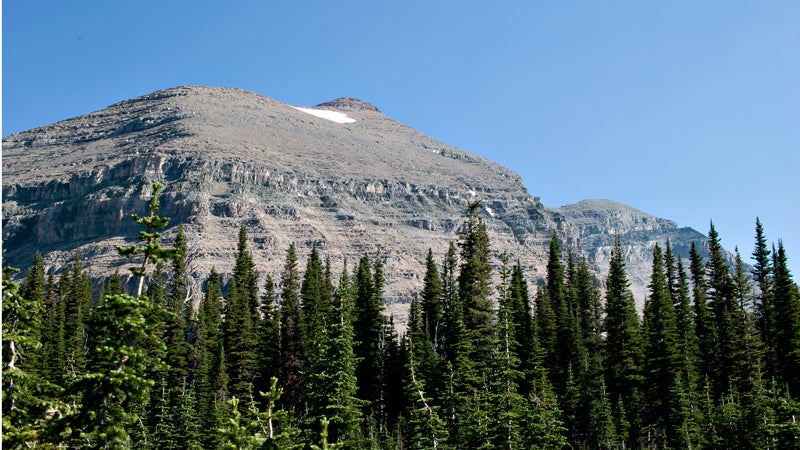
[457,201,494,369]
[3,260,63,448]
[752,218,775,377]
[255,274,280,399]
[421,248,444,354]
[224,226,260,403]
[61,250,92,382]
[545,233,573,395]
[56,183,176,448]
[440,242,459,365]
[771,242,800,395]
[197,268,228,448]
[301,245,329,344]
[486,253,526,449]
[163,224,194,394]
[570,257,606,447]
[17,252,46,375]
[603,236,644,446]
[40,270,65,385]
[642,243,682,448]
[509,260,536,398]
[278,243,305,414]
[690,242,716,384]
[401,306,449,449]
[353,253,386,422]
[706,222,746,397]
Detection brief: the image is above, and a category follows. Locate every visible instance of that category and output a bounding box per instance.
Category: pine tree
[305,265,363,446]
[690,242,715,384]
[570,257,606,447]
[3,260,63,448]
[224,226,260,404]
[752,218,775,377]
[486,253,526,449]
[255,274,280,400]
[440,242,459,365]
[17,252,46,375]
[706,222,746,397]
[61,250,92,382]
[771,242,800,395]
[642,243,682,447]
[457,201,494,370]
[509,260,536,398]
[40,270,65,385]
[603,236,644,446]
[301,245,329,344]
[163,224,194,395]
[421,248,444,354]
[197,268,228,448]
[278,243,305,414]
[401,320,449,449]
[545,233,572,395]
[58,182,175,448]
[353,253,387,422]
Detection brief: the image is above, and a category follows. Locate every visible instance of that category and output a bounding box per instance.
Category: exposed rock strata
[3,86,714,320]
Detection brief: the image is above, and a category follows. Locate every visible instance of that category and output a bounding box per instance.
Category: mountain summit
[315,97,382,113]
[2,86,707,318]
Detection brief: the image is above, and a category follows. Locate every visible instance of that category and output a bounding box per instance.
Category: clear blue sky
[4,1,799,275]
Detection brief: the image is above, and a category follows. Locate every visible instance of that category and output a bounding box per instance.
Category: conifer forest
[4,184,800,449]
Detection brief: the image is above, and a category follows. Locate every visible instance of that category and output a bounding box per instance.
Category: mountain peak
[315,97,381,113]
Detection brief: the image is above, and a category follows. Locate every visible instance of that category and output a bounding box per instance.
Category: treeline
[3,185,800,449]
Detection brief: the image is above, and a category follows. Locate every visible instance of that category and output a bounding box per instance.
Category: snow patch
[485,206,495,217]
[292,106,356,124]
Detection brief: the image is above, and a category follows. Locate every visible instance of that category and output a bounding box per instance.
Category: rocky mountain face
[2,86,711,320]
[554,199,710,303]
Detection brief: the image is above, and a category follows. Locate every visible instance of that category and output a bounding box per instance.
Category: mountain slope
[3,86,572,321]
[554,199,709,303]
[3,86,716,319]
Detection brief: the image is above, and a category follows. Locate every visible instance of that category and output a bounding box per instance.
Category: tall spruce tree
[223,226,260,404]
[61,251,93,382]
[457,201,494,371]
[690,242,715,383]
[278,243,305,414]
[60,183,174,448]
[642,243,682,448]
[544,233,572,395]
[752,218,775,377]
[706,222,745,397]
[3,260,63,448]
[421,248,444,355]
[603,236,644,446]
[197,268,228,449]
[304,263,363,446]
[255,274,280,400]
[771,242,800,395]
[353,253,386,422]
[402,298,448,449]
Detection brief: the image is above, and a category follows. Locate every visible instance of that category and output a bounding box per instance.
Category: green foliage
[61,292,170,448]
[8,197,800,449]
[116,183,177,297]
[3,260,64,449]
[603,236,645,446]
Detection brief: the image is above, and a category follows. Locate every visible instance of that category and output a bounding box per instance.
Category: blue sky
[4,1,799,275]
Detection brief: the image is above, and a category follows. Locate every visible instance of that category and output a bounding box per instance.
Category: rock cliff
[2,86,714,319]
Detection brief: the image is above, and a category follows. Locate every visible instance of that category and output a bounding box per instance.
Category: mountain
[2,85,709,320]
[554,199,710,303]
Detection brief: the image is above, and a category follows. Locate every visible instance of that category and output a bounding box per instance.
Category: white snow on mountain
[292,106,356,124]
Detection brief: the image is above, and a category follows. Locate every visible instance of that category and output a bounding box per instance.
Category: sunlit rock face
[3,85,713,321]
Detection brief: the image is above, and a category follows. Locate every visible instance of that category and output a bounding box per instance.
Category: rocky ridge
[3,86,712,320]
